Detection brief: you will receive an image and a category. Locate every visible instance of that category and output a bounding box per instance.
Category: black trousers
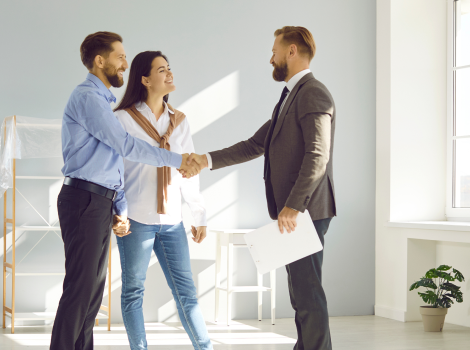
[50,185,113,350]
[286,217,333,350]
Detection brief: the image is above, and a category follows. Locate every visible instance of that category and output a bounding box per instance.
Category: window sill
[386,221,470,232]
[385,221,470,243]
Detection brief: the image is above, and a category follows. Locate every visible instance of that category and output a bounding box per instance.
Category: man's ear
[289,44,298,58]
[94,55,105,69]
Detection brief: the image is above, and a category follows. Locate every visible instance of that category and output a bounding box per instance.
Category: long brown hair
[114,51,169,112]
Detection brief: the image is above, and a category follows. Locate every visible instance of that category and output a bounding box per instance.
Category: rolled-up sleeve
[113,188,128,217]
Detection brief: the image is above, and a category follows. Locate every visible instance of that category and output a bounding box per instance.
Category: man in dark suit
[186,26,336,350]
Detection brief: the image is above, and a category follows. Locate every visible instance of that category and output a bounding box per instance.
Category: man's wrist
[114,208,128,218]
[114,214,128,222]
[286,206,299,212]
[170,152,183,169]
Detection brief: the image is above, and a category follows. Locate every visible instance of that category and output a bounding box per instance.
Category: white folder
[243,211,323,274]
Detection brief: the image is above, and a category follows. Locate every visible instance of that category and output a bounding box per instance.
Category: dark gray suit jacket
[209,72,336,222]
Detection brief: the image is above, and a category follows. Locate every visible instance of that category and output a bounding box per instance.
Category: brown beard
[272,60,288,82]
[104,62,124,88]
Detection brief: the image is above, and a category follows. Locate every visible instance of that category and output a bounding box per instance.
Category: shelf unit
[1,115,112,333]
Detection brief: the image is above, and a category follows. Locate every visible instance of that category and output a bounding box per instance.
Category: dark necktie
[264,86,289,179]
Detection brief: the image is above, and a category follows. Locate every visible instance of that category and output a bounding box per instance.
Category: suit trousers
[286,217,332,350]
[50,185,113,350]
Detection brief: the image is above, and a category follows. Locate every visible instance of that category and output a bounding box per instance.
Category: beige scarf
[125,103,186,214]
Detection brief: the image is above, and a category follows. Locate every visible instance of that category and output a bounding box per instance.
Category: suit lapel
[270,73,314,143]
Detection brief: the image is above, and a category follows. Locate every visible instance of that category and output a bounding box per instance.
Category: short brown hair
[80,31,123,70]
[274,26,316,61]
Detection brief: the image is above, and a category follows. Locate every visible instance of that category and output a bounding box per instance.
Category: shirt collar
[86,73,116,103]
[286,69,311,92]
[135,101,174,115]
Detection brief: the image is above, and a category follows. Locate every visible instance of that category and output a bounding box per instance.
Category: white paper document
[243,211,323,274]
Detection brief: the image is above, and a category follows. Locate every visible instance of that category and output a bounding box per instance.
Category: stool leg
[257,272,263,321]
[227,242,233,326]
[270,269,276,325]
[214,234,221,323]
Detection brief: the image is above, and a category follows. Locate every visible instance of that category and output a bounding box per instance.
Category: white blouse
[114,101,207,226]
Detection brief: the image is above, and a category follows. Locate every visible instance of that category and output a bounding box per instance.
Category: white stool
[212,229,276,325]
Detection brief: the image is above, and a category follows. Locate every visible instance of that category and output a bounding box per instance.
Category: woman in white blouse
[113,51,212,350]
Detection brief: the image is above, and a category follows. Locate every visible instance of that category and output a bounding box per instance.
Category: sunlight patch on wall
[177,71,239,135]
[197,263,215,297]
[182,171,238,260]
[203,170,239,230]
[103,245,124,296]
[44,281,62,314]
[48,180,61,224]
[157,298,178,322]
[0,231,13,258]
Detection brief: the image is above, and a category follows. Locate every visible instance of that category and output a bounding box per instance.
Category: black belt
[63,177,117,201]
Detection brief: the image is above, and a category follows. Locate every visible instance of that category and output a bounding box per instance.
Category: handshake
[178,153,209,178]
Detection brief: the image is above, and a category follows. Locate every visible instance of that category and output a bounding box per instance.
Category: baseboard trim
[374,305,406,322]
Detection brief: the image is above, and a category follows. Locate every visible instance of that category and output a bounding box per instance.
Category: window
[447,0,470,219]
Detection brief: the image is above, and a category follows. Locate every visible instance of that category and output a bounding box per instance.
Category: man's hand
[277,207,299,234]
[191,225,207,243]
[179,153,202,178]
[113,215,131,237]
[187,153,208,169]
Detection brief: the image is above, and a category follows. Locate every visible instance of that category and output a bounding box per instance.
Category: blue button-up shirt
[61,73,182,216]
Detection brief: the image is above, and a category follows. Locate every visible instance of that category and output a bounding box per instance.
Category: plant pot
[419,306,448,332]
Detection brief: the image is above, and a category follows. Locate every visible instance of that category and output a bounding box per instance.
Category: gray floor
[1,316,469,349]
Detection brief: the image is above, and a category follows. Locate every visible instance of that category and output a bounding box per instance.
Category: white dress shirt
[115,101,207,226]
[206,69,311,169]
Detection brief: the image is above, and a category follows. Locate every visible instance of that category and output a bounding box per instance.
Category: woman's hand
[113,215,131,237]
[191,225,207,243]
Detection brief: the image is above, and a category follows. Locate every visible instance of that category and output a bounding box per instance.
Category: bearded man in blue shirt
[50,31,200,350]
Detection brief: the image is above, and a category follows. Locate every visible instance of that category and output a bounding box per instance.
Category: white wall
[376,0,470,327]
[0,0,376,325]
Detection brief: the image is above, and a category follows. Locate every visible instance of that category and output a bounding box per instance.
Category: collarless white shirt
[115,101,206,226]
[206,68,311,169]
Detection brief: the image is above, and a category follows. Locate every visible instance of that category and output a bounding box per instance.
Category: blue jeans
[116,220,212,350]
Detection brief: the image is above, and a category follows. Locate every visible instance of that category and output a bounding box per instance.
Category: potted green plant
[409,265,464,332]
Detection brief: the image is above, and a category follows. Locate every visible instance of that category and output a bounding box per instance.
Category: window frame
[446,0,470,220]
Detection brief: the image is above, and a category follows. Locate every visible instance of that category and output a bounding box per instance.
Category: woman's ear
[141,76,150,88]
